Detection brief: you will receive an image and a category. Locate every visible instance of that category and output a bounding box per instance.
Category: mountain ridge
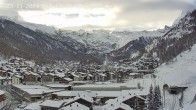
[0,9,195,64]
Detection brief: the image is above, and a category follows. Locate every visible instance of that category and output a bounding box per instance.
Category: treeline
[148,31,196,64]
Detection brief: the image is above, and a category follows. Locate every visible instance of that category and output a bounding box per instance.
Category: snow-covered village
[0,56,157,110]
[0,0,196,110]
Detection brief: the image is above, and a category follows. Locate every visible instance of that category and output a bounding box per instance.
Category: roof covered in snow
[63,94,93,106]
[40,100,65,108]
[24,103,41,110]
[60,102,89,110]
[106,94,146,105]
[102,102,133,110]
[13,85,60,95]
[46,84,71,88]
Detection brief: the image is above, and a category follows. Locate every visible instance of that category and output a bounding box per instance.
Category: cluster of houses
[18,88,147,110]
[0,57,158,110]
[0,57,156,86]
[135,58,159,70]
[9,82,148,110]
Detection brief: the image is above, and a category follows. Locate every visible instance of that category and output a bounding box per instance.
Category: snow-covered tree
[154,85,162,110]
[147,85,162,110]
[147,84,154,110]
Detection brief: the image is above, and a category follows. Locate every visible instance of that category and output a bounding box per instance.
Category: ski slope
[155,44,196,110]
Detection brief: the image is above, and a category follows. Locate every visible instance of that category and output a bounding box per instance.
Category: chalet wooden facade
[0,70,7,77]
[69,72,80,81]
[122,95,146,110]
[41,74,54,83]
[23,74,39,83]
[0,90,5,102]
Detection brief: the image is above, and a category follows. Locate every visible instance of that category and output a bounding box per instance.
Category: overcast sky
[0,0,196,31]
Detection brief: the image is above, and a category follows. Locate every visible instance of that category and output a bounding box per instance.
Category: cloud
[0,0,195,30]
[88,14,105,17]
[46,13,79,18]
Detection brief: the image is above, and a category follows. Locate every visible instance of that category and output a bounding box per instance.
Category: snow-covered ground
[155,44,196,110]
[0,57,7,65]
[181,102,196,110]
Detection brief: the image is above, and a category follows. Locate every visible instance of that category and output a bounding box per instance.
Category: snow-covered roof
[0,70,6,72]
[64,78,73,81]
[106,94,146,105]
[88,74,93,77]
[55,73,65,78]
[13,85,60,95]
[24,103,41,110]
[129,73,140,75]
[71,91,97,98]
[64,94,93,106]
[71,72,79,78]
[13,85,48,89]
[24,71,38,76]
[53,89,148,99]
[96,91,121,98]
[53,91,99,98]
[99,73,106,77]
[93,106,102,110]
[53,91,118,98]
[109,72,115,75]
[71,81,90,84]
[60,102,89,110]
[0,90,5,95]
[48,73,55,76]
[102,102,133,110]
[21,89,60,95]
[73,83,137,89]
[46,84,70,88]
[79,72,87,75]
[40,100,65,108]
[12,75,23,78]
[0,76,7,80]
[52,91,72,97]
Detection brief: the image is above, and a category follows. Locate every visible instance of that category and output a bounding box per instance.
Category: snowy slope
[15,19,169,54]
[19,22,57,34]
[0,16,57,34]
[181,102,196,110]
[114,29,169,48]
[155,44,196,109]
[164,10,195,39]
[156,44,196,86]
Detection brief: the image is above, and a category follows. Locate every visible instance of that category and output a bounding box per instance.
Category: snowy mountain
[0,9,196,64]
[0,19,100,64]
[107,9,196,64]
[13,19,169,55]
[114,28,170,48]
[142,9,196,109]
[146,9,196,64]
[108,27,170,62]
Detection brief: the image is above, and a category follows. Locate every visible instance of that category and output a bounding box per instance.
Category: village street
[0,85,22,110]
